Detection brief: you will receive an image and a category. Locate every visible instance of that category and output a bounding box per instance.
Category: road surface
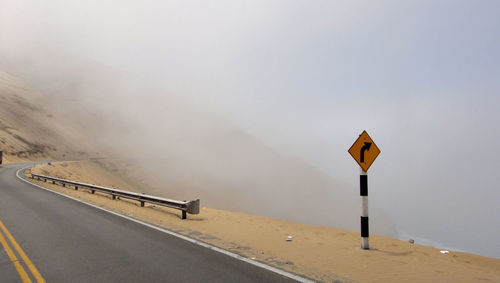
[0,163,302,282]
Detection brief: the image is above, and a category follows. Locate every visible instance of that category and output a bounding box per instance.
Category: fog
[1,1,499,258]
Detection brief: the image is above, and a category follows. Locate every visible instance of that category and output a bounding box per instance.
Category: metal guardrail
[29,173,200,219]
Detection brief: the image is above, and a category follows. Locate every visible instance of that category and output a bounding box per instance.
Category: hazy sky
[1,1,499,257]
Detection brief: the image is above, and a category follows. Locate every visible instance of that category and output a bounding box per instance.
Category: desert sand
[27,161,500,282]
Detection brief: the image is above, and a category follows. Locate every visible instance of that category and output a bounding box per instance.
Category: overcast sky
[1,1,499,257]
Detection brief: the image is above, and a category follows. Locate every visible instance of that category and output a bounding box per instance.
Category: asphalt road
[0,163,301,283]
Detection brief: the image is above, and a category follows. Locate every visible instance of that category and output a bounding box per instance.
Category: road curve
[0,163,301,283]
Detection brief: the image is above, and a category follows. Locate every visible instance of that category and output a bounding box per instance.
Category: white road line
[16,166,315,283]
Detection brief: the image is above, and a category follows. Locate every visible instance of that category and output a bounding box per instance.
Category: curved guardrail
[29,172,199,219]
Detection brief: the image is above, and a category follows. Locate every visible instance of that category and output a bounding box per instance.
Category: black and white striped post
[360,169,369,249]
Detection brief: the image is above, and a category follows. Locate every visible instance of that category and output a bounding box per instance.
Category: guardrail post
[75,186,78,190]
[91,190,95,194]
[62,183,66,187]
[52,180,55,184]
[44,178,47,182]
[140,201,145,207]
[112,195,116,200]
[182,211,187,220]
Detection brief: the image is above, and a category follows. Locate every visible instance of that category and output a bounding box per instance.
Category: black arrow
[360,142,372,163]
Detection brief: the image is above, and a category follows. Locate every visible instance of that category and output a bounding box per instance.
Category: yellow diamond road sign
[348,130,380,172]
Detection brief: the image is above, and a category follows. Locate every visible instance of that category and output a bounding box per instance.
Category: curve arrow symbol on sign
[360,142,372,163]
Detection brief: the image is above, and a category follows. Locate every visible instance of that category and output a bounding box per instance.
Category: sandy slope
[0,70,94,163]
[29,161,500,283]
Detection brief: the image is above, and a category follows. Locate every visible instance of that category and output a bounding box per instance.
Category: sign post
[348,131,380,250]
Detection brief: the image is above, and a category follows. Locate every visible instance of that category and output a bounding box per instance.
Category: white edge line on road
[16,166,315,283]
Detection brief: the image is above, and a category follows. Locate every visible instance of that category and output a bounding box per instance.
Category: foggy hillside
[0,70,91,162]
[0,68,397,235]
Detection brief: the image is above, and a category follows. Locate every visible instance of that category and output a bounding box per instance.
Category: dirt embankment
[28,161,500,283]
